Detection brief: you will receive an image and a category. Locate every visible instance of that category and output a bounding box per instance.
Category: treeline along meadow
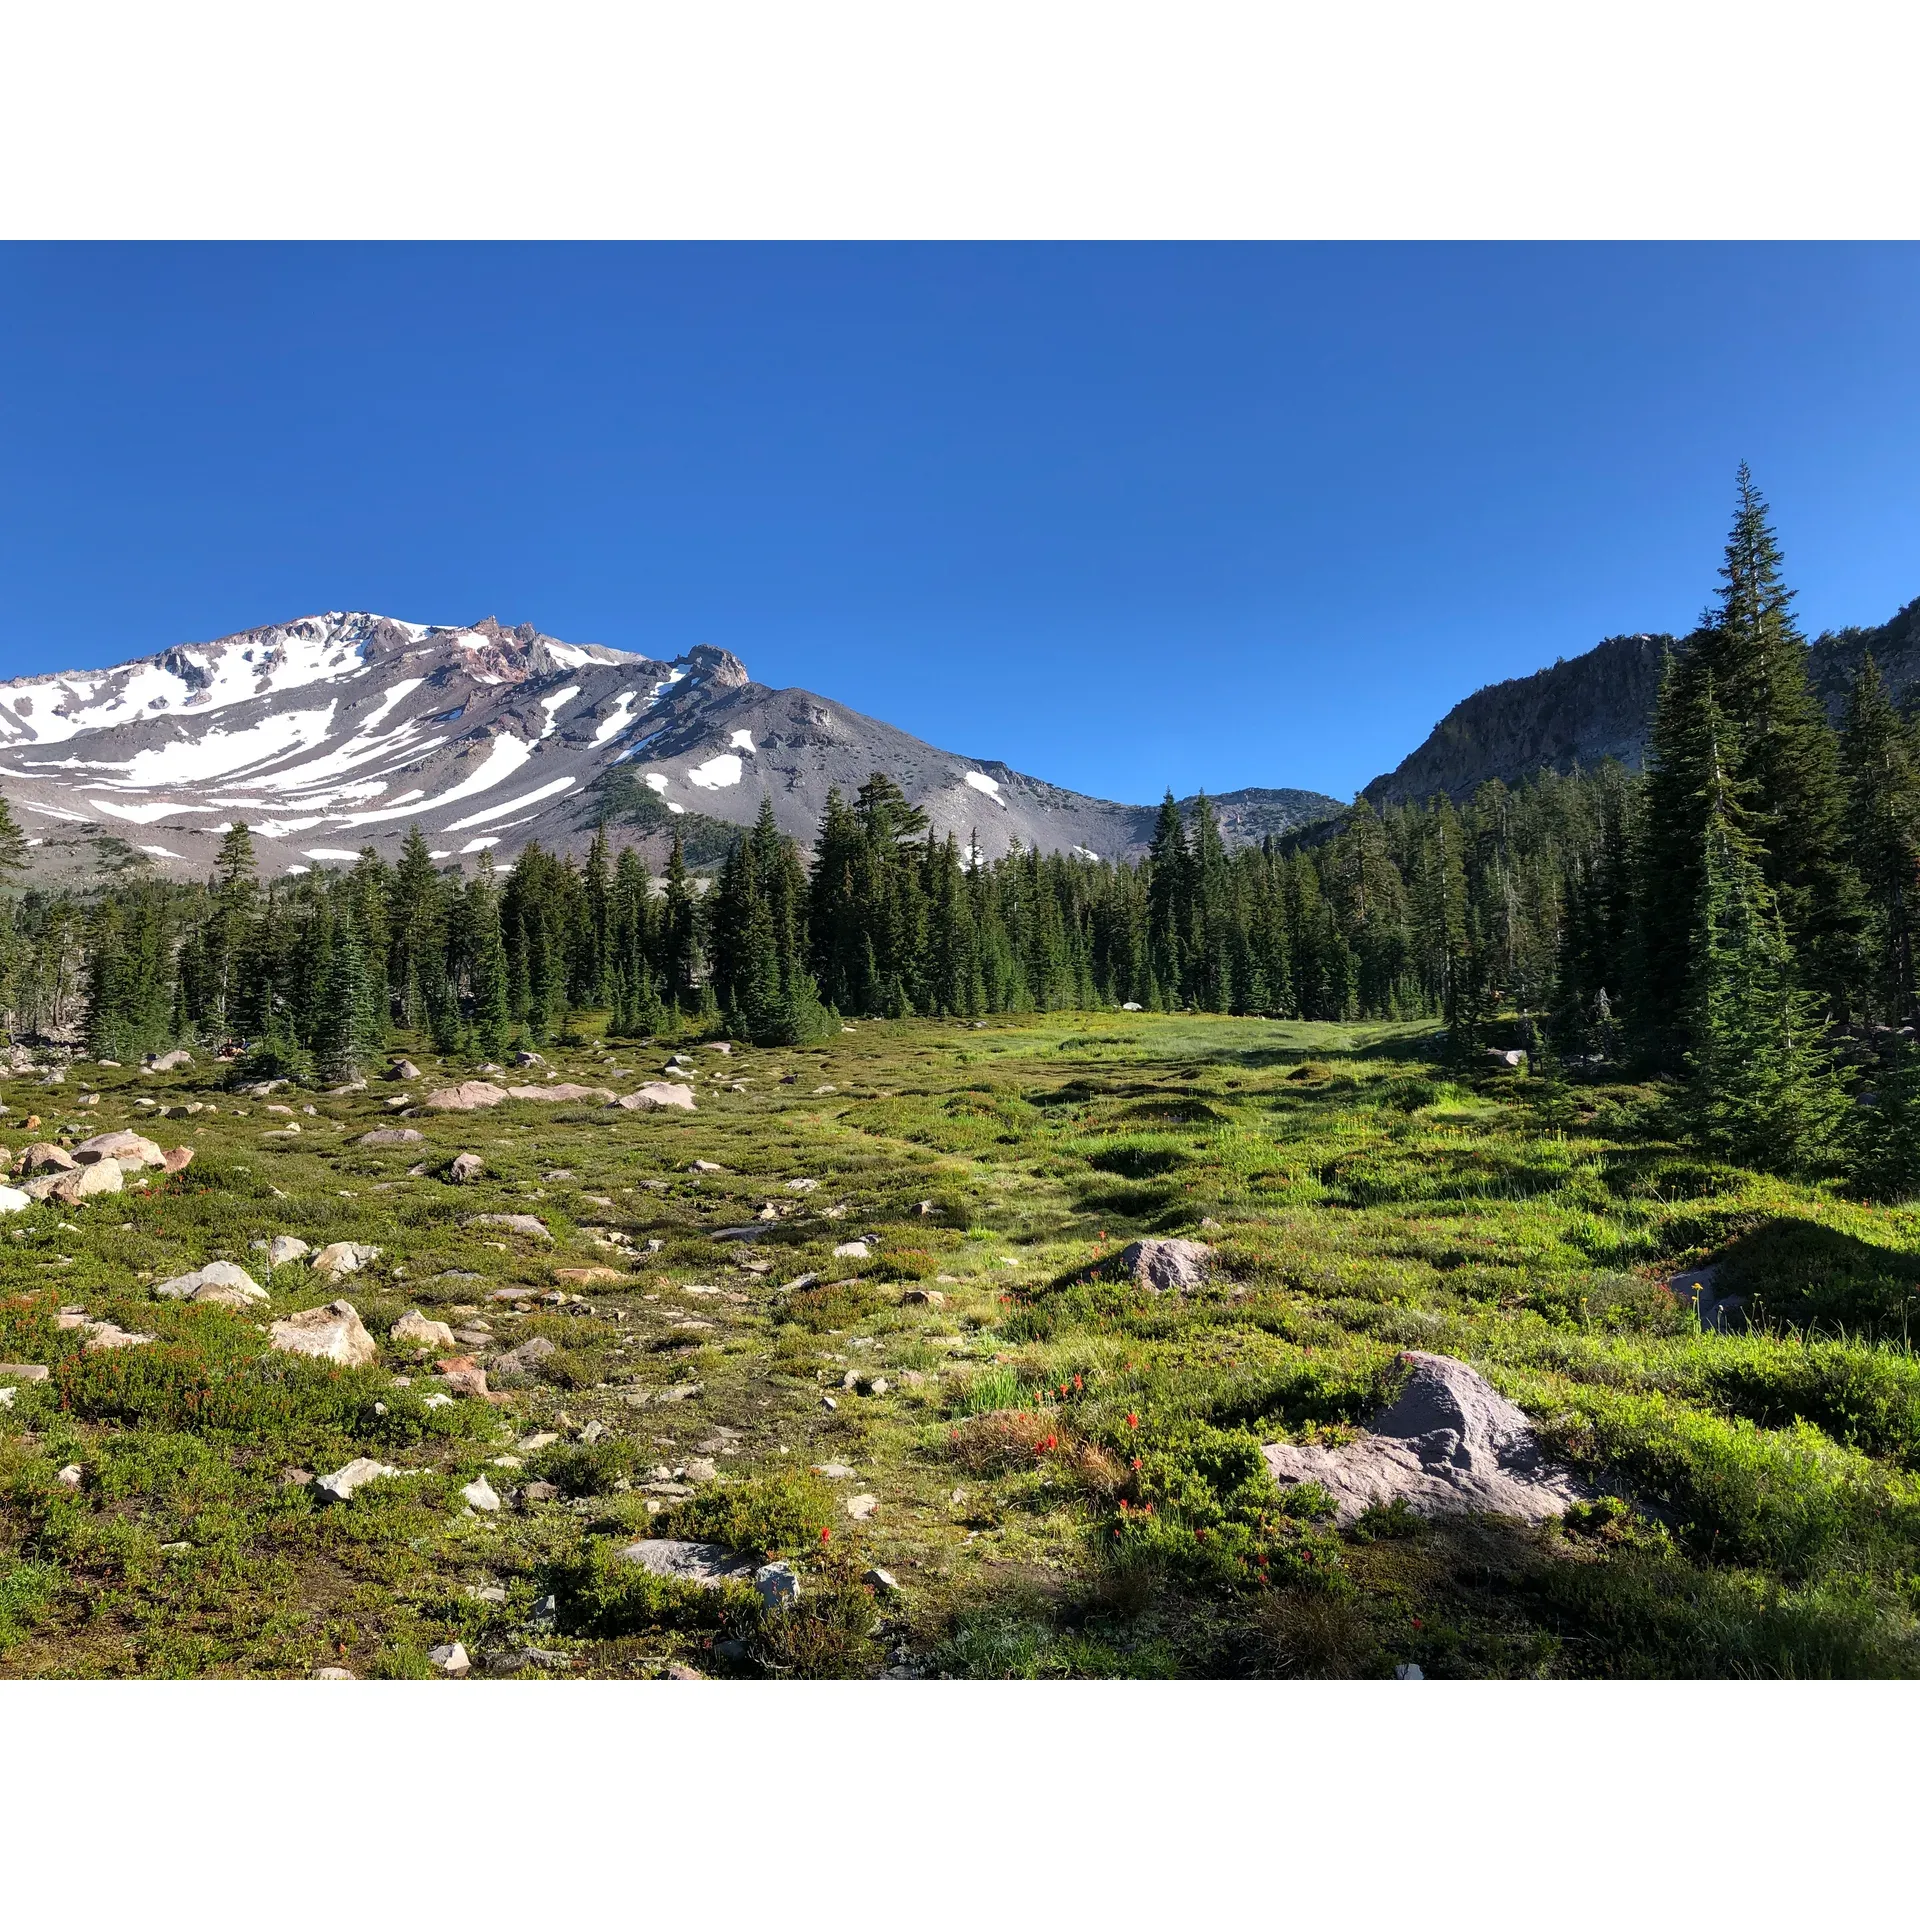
[5,468,1920,1187]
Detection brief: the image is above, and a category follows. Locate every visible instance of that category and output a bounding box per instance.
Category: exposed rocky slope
[1363,594,1920,808]
[0,612,1340,880]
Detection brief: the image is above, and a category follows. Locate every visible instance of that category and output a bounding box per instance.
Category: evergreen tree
[466,860,511,1058]
[1840,652,1920,1025]
[1679,680,1852,1171]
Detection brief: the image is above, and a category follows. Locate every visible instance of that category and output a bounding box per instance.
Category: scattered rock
[463,1213,553,1242]
[0,1362,50,1382]
[148,1049,193,1072]
[423,1080,509,1112]
[269,1299,378,1368]
[754,1562,800,1609]
[462,1476,501,1513]
[1395,1663,1425,1680]
[434,1357,494,1397]
[1116,1237,1214,1294]
[315,1457,396,1501]
[85,1321,153,1349]
[1120,1001,1144,1011]
[553,1265,623,1285]
[29,1161,125,1205]
[358,1127,424,1147]
[618,1083,697,1111]
[428,1642,471,1676]
[447,1152,486,1184]
[390,1061,422,1081]
[785,1177,819,1192]
[900,1287,946,1306]
[75,1129,167,1168]
[521,1479,559,1505]
[664,1663,705,1680]
[311,1241,381,1277]
[20,1143,76,1173]
[154,1261,269,1306]
[311,1666,357,1680]
[1663,1264,1747,1332]
[0,1188,32,1214]
[487,1336,556,1382]
[161,1146,194,1174]
[845,1493,878,1519]
[864,1567,901,1594]
[832,1240,872,1260]
[267,1235,310,1267]
[618,1538,758,1584]
[391,1309,457,1350]
[814,1461,856,1479]
[1261,1350,1587,1524]
[506,1083,617,1104]
[56,1463,84,1487]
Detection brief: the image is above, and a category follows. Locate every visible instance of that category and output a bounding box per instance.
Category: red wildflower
[820,1526,831,1542]
[1126,1411,1139,1429]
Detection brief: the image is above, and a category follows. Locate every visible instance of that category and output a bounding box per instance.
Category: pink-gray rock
[390,1060,422,1081]
[20,1143,76,1173]
[423,1080,508,1112]
[148,1049,193,1072]
[506,1083,617,1104]
[44,1162,125,1205]
[75,1130,167,1168]
[1261,1350,1586,1524]
[447,1152,485,1184]
[311,1241,381,1277]
[269,1299,378,1368]
[267,1235,310,1268]
[0,1361,51,1382]
[358,1127,425,1147]
[161,1146,194,1174]
[1116,1237,1214,1294]
[618,1082,697,1111]
[391,1308,456,1349]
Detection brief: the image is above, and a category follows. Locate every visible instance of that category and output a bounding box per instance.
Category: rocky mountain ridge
[1362,594,1920,807]
[0,612,1343,881]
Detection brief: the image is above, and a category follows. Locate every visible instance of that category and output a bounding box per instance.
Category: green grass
[2,1007,1919,1676]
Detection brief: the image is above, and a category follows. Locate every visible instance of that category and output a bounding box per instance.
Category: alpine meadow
[9,468,1920,1681]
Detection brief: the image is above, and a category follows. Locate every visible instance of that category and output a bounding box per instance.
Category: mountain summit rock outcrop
[0,612,1340,879]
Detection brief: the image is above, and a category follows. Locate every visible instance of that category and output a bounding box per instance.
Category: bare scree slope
[0,613,1339,878]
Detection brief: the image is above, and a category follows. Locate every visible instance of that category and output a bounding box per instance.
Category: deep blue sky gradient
[2,243,1916,804]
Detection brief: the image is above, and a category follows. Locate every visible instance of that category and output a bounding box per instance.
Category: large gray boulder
[618,1539,758,1585]
[464,1213,553,1242]
[1262,1351,1585,1524]
[1116,1237,1214,1294]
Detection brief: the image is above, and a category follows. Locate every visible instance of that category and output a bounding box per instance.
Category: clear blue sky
[2,243,1916,805]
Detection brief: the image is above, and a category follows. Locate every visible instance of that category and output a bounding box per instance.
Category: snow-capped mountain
[0,612,1340,878]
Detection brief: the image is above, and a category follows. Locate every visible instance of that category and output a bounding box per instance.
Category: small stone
[521,1479,559,1504]
[900,1288,946,1306]
[463,1476,502,1513]
[392,1308,456,1349]
[267,1235,310,1267]
[664,1663,705,1680]
[56,1462,83,1487]
[0,1362,50,1382]
[1396,1663,1425,1680]
[845,1493,877,1519]
[785,1177,819,1192]
[391,1061,422,1081]
[311,1240,381,1277]
[617,1082,697,1111]
[310,1666,357,1680]
[754,1561,800,1609]
[428,1642,471,1676]
[462,1213,553,1241]
[814,1461,856,1479]
[315,1457,395,1501]
[357,1128,424,1146]
[864,1567,900,1594]
[1115,1237,1214,1295]
[154,1260,269,1305]
[832,1240,872,1260]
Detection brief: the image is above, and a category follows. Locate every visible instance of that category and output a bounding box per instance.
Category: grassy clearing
[2,1009,1918,1677]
